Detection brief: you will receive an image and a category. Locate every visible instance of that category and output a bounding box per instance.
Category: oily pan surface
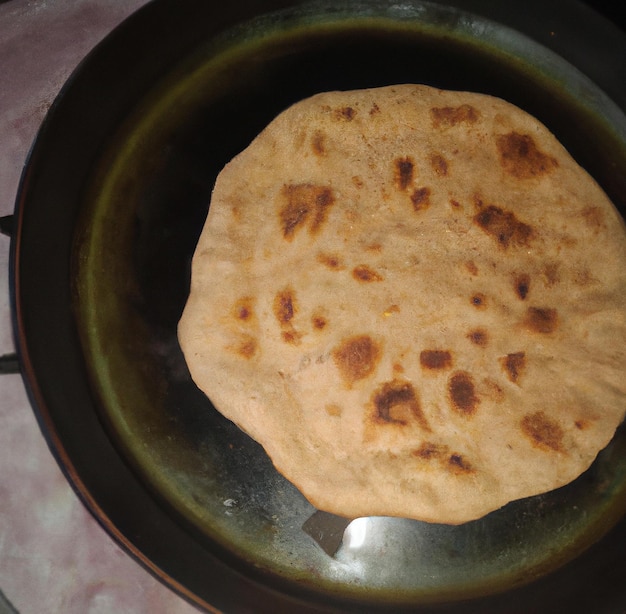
[178,84,626,524]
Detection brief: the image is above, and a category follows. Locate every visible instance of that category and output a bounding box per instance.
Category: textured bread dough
[178,84,626,524]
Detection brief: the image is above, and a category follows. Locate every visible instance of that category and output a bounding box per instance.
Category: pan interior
[74,1,626,605]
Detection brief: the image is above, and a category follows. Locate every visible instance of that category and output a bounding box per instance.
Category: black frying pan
[10,1,626,611]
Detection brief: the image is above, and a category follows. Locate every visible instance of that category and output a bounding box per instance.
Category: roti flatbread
[178,84,626,524]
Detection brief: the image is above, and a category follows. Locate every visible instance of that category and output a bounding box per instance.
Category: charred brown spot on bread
[521,411,564,452]
[467,328,488,347]
[369,102,381,116]
[280,184,335,241]
[448,453,474,474]
[233,335,257,359]
[352,264,384,282]
[430,104,479,127]
[420,349,453,370]
[281,329,303,345]
[449,371,479,416]
[470,292,487,308]
[334,106,356,121]
[473,204,533,249]
[465,261,479,276]
[515,273,531,300]
[496,132,558,179]
[412,441,445,459]
[430,153,449,176]
[524,307,558,334]
[394,156,415,190]
[333,334,381,385]
[575,419,591,430]
[411,187,431,212]
[274,288,296,325]
[312,314,327,330]
[317,252,344,270]
[274,288,304,344]
[311,130,326,156]
[238,307,251,321]
[371,379,429,430]
[412,443,473,474]
[233,296,255,322]
[501,352,525,383]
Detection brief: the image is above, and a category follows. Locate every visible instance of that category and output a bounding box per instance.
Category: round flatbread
[178,84,626,524]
